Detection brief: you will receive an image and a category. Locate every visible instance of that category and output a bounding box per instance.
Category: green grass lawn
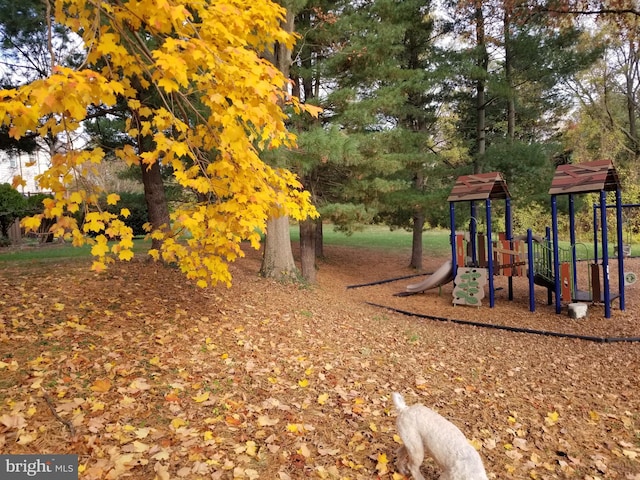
[291,224,452,255]
[0,237,151,263]
[0,226,635,263]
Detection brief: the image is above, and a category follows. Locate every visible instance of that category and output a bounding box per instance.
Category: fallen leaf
[545,411,559,426]
[191,391,210,403]
[90,378,112,393]
[257,415,279,427]
[297,443,311,458]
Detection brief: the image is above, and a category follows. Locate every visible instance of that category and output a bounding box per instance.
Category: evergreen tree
[320,0,454,269]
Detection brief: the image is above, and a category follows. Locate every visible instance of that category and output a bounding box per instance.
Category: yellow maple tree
[0,0,319,287]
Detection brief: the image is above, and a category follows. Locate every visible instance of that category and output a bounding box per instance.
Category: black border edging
[366,302,640,343]
[346,272,430,289]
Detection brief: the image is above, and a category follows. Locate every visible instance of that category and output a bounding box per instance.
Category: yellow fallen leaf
[298,378,309,388]
[287,423,304,433]
[90,378,112,393]
[376,452,389,474]
[52,302,65,311]
[545,411,559,426]
[191,391,210,403]
[469,438,483,450]
[149,356,161,366]
[203,430,213,441]
[369,422,378,432]
[171,418,187,429]
[246,440,257,457]
[317,393,329,405]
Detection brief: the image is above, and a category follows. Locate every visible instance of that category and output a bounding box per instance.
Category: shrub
[0,183,27,240]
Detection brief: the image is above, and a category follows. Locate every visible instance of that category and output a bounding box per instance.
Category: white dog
[392,392,488,480]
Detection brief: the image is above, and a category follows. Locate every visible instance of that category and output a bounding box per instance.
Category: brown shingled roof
[548,160,621,195]
[447,172,511,202]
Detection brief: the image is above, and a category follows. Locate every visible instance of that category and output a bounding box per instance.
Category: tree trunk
[260,215,299,281]
[625,36,639,162]
[474,2,488,174]
[315,218,324,258]
[140,160,170,250]
[409,212,425,270]
[409,169,425,270]
[504,8,515,142]
[260,8,301,280]
[299,218,316,283]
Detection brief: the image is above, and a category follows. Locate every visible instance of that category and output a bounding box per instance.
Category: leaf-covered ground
[1,245,639,479]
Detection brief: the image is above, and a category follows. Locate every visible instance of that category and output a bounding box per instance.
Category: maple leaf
[191,391,209,403]
[545,411,560,426]
[171,418,187,429]
[21,216,42,232]
[90,378,112,393]
[52,302,65,311]
[376,452,389,475]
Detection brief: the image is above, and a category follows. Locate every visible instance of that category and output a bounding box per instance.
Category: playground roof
[447,172,511,202]
[549,160,621,195]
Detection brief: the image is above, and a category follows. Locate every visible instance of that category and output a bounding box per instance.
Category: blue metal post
[506,198,512,239]
[600,190,611,318]
[593,203,599,263]
[551,195,562,314]
[616,188,625,310]
[506,197,513,301]
[470,201,477,266]
[569,194,578,293]
[486,199,495,308]
[450,202,457,286]
[527,229,535,312]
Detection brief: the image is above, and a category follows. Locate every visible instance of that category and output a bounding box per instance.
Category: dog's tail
[391,392,408,411]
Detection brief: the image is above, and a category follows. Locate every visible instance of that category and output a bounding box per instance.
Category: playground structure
[406,160,627,318]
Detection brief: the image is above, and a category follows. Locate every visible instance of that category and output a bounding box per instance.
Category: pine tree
[321,0,453,269]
